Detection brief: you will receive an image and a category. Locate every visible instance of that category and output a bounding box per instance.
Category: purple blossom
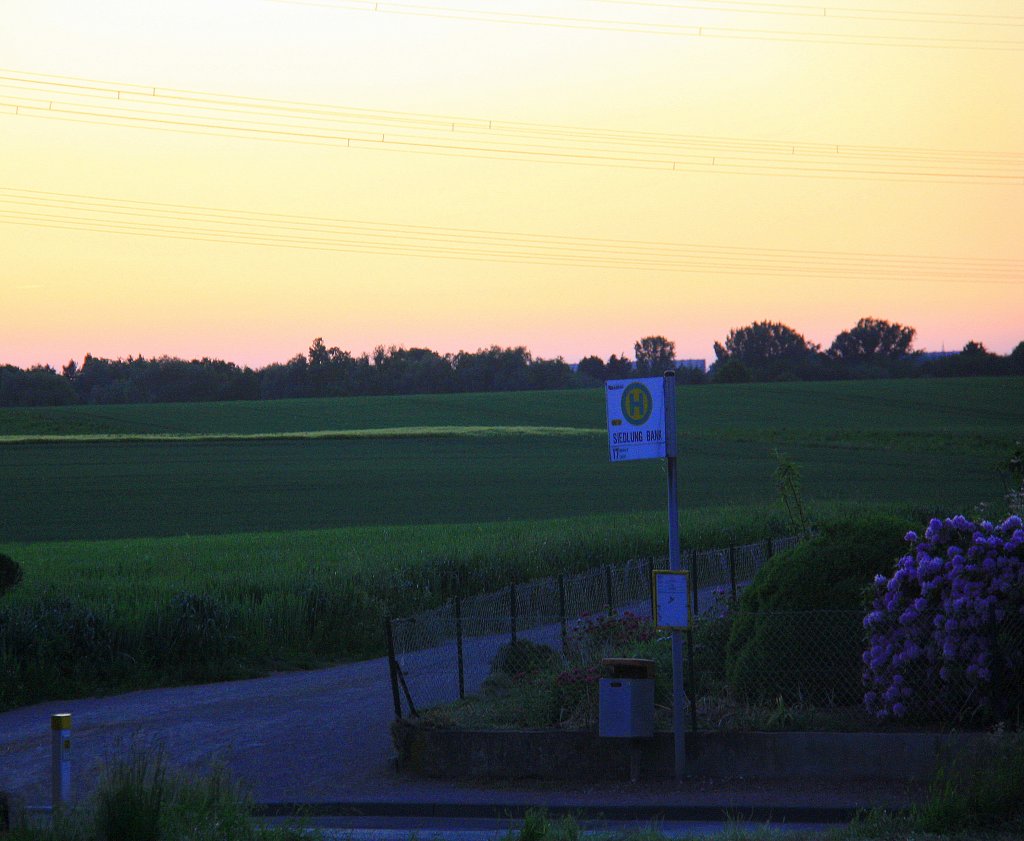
[862,515,1023,720]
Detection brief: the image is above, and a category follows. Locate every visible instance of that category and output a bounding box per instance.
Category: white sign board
[653,569,690,630]
[605,377,666,462]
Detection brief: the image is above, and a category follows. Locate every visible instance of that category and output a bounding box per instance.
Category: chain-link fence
[386,535,799,719]
[386,536,1023,731]
[388,606,1024,732]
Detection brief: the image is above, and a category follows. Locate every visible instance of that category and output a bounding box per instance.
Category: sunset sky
[2,0,1022,370]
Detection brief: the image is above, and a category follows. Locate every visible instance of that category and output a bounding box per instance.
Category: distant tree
[374,346,454,394]
[605,354,634,379]
[527,357,574,390]
[634,336,676,375]
[713,321,818,380]
[712,358,751,384]
[453,346,531,392]
[307,337,357,396]
[259,354,309,399]
[1011,341,1024,375]
[957,341,1005,376]
[576,355,605,383]
[918,340,1008,379]
[828,317,915,360]
[0,365,78,406]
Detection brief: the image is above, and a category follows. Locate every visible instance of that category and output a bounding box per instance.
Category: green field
[2,378,1020,543]
[0,377,1020,709]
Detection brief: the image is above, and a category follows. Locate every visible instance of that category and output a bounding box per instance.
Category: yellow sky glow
[2,0,1022,369]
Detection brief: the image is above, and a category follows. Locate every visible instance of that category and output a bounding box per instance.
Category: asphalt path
[0,578,739,805]
[0,565,920,822]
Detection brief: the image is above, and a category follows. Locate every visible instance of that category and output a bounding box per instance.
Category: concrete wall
[392,722,994,783]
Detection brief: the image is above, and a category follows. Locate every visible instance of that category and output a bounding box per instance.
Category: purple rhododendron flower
[863,515,1023,720]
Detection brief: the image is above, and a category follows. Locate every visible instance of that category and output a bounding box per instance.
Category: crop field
[1,377,1020,544]
[0,377,1020,709]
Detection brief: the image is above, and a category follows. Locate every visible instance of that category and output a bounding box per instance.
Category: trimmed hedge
[725,513,913,703]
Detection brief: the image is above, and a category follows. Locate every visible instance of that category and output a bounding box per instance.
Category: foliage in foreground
[0,505,800,711]
[6,752,309,841]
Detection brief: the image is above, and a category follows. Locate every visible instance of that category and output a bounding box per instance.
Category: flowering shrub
[863,515,1024,721]
[564,610,656,663]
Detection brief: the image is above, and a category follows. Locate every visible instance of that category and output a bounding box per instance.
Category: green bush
[488,639,560,680]
[0,553,22,597]
[725,513,912,704]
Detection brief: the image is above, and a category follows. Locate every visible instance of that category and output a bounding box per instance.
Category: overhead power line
[263,0,1024,50]
[0,187,1020,284]
[2,70,1021,185]
[584,0,1024,28]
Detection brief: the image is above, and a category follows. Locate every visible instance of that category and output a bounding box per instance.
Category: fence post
[728,545,737,604]
[455,595,465,700]
[686,629,698,733]
[690,550,700,618]
[989,617,1005,718]
[765,537,773,562]
[384,618,403,720]
[605,566,614,614]
[558,575,567,649]
[510,582,518,644]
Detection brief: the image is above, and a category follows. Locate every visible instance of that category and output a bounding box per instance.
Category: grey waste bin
[598,658,655,738]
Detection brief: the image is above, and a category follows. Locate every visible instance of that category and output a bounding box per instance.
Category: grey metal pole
[384,619,403,720]
[663,371,685,780]
[455,595,465,700]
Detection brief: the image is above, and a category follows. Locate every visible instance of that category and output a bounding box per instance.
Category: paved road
[0,594,663,807]
[1,646,922,819]
[0,655,414,805]
[1,549,920,818]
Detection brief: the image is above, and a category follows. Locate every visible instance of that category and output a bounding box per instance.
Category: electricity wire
[1,188,1020,284]
[263,0,1024,50]
[2,70,1021,185]
[584,0,1024,28]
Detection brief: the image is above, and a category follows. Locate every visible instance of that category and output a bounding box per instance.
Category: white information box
[652,569,690,630]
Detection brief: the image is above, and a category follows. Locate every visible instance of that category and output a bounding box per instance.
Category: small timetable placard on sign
[652,569,690,630]
[605,377,667,462]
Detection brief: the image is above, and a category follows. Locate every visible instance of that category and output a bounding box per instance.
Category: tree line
[2,318,1022,407]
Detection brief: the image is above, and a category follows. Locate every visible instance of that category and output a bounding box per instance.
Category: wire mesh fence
[388,535,799,719]
[387,535,1024,732]
[389,606,1024,732]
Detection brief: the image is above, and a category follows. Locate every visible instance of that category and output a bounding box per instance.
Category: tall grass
[6,753,307,841]
[0,503,880,710]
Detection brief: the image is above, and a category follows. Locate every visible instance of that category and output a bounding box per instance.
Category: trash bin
[598,657,655,738]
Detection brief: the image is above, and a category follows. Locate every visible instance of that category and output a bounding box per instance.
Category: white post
[663,371,685,780]
[50,713,71,809]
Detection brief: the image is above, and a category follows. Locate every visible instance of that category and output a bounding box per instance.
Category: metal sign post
[663,370,686,780]
[605,370,686,780]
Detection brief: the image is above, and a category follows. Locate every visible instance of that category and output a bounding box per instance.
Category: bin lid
[601,657,656,679]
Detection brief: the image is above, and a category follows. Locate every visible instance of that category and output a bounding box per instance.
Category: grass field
[1,377,1020,543]
[0,377,1020,709]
